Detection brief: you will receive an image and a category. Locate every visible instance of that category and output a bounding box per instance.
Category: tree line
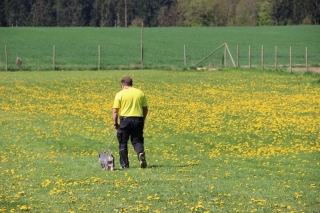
[1,0,319,27]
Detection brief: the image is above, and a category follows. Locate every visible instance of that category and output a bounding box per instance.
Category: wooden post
[98,45,101,70]
[53,45,56,70]
[261,45,264,70]
[224,44,227,67]
[211,53,214,68]
[290,46,292,73]
[275,46,278,71]
[5,46,8,71]
[184,45,186,67]
[225,44,236,68]
[141,22,144,69]
[306,47,308,72]
[236,45,239,68]
[249,45,251,69]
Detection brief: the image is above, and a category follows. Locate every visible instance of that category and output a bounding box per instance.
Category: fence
[1,44,317,72]
[194,43,312,73]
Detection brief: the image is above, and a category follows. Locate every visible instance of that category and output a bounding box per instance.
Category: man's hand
[113,123,119,129]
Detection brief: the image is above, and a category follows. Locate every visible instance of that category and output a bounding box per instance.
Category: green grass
[0,69,319,212]
[0,26,320,71]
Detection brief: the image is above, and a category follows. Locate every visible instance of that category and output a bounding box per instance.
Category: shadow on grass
[146,164,193,169]
[103,164,193,171]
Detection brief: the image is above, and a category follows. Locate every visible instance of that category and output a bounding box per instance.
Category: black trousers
[117,116,145,168]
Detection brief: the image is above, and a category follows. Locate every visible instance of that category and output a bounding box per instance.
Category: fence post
[249,45,251,69]
[236,45,239,68]
[261,45,264,70]
[53,45,56,70]
[290,46,292,73]
[5,46,8,71]
[306,47,308,72]
[224,44,227,67]
[184,45,186,67]
[98,45,101,70]
[275,46,278,71]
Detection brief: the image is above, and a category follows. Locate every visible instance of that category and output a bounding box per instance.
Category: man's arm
[143,106,148,121]
[113,108,119,129]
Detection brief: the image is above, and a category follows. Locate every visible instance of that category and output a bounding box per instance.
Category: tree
[1,0,319,27]
[134,0,175,27]
[90,0,117,27]
[81,0,93,26]
[227,0,241,26]
[157,0,179,26]
[54,0,91,26]
[271,0,293,25]
[54,0,70,26]
[4,0,35,26]
[258,0,272,25]
[0,0,6,26]
[247,0,259,25]
[235,0,254,25]
[178,0,209,26]
[30,0,56,26]
[134,0,165,27]
[307,0,320,24]
[214,0,231,26]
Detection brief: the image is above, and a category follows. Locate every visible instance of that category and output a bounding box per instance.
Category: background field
[0,69,319,212]
[0,26,320,71]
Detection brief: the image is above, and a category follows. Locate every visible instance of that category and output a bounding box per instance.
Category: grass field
[0,69,319,212]
[0,26,320,71]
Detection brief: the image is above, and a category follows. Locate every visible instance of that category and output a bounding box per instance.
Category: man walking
[113,76,148,169]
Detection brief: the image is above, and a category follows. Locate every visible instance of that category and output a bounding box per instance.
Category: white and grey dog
[98,152,115,171]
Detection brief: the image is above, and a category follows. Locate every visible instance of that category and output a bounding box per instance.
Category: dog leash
[105,132,117,154]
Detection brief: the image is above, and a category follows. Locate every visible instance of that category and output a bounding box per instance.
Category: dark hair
[121,76,133,86]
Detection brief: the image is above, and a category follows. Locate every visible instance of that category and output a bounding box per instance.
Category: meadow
[0,26,320,71]
[0,69,319,212]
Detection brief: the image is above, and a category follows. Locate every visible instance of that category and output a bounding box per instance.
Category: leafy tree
[0,0,6,26]
[54,0,91,26]
[81,0,93,26]
[235,0,254,25]
[227,0,241,26]
[135,0,165,26]
[214,0,231,26]
[1,0,319,26]
[157,0,179,26]
[179,0,210,26]
[271,0,294,25]
[306,0,320,24]
[30,0,56,26]
[4,0,35,26]
[258,0,272,25]
[90,0,117,27]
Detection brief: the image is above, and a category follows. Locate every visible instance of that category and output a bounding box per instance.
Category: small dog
[98,152,115,171]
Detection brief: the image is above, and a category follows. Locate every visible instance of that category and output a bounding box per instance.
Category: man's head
[121,76,133,87]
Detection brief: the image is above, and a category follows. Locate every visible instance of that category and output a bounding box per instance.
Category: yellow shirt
[113,87,147,117]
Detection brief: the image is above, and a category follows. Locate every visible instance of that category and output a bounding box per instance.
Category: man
[113,76,148,169]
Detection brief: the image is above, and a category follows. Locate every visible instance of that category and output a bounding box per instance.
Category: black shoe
[138,153,147,168]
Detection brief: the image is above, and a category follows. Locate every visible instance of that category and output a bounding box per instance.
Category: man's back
[113,87,147,117]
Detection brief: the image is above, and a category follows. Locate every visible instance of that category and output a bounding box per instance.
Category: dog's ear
[98,153,101,157]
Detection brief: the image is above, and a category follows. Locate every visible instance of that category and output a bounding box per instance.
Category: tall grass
[0,69,319,212]
[0,26,319,71]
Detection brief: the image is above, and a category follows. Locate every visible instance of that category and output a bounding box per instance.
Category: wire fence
[1,43,319,72]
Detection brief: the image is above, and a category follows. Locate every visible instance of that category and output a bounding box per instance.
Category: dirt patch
[309,67,320,74]
[290,67,320,74]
